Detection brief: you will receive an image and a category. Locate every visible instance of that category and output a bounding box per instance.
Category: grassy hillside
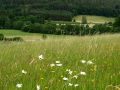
[73,15,115,24]
[0,30,120,90]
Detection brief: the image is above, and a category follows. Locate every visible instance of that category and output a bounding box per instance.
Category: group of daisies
[16,54,94,90]
[16,70,41,90]
[61,59,94,88]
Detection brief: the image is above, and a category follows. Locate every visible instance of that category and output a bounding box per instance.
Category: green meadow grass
[0,30,120,90]
[0,29,41,36]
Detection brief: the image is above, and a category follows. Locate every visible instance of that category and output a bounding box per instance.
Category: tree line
[0,0,120,21]
[0,15,120,35]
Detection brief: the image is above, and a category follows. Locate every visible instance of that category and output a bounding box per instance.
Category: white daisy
[36,85,40,90]
[87,60,94,65]
[66,69,73,75]
[66,69,70,72]
[68,83,73,86]
[74,84,79,87]
[73,75,78,79]
[81,60,86,64]
[22,70,27,74]
[55,61,60,64]
[16,83,22,88]
[51,71,55,73]
[56,23,59,26]
[50,64,55,67]
[63,77,68,81]
[80,71,86,76]
[39,54,44,60]
[68,71,73,75]
[56,64,62,67]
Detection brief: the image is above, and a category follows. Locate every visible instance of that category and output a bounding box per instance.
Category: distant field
[0,30,120,90]
[73,15,115,24]
[0,29,40,36]
[0,29,68,41]
[49,21,80,24]
[49,15,115,28]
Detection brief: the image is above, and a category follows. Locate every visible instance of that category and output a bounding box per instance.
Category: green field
[0,29,41,36]
[73,15,115,24]
[49,15,115,28]
[0,30,120,90]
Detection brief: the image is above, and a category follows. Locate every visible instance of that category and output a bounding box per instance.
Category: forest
[0,0,120,35]
[0,0,120,21]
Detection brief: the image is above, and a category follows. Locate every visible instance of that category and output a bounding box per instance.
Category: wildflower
[68,71,73,75]
[66,69,73,75]
[74,84,79,87]
[45,86,48,89]
[39,54,44,60]
[73,75,78,79]
[51,71,55,73]
[80,71,86,76]
[16,83,22,88]
[56,64,62,67]
[87,60,94,65]
[66,69,70,72]
[22,70,27,74]
[94,65,97,71]
[50,64,55,67]
[55,61,60,64]
[36,85,40,90]
[63,77,68,81]
[68,83,73,86]
[81,60,86,64]
[61,75,63,77]
[41,78,44,80]
[56,23,59,26]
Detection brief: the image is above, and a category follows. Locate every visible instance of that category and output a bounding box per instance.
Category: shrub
[4,38,13,41]
[0,15,9,28]
[25,15,45,24]
[0,34,4,40]
[42,34,47,40]
[91,24,112,34]
[13,20,24,30]
[12,37,23,41]
[61,25,81,35]
[43,23,56,34]
[4,37,23,41]
[112,27,120,33]
[22,21,32,32]
[113,16,120,27]
[30,23,44,33]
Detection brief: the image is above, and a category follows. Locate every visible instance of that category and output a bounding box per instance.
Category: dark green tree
[114,16,120,27]
[81,16,87,24]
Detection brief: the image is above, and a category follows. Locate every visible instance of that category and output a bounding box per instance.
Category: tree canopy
[0,0,120,21]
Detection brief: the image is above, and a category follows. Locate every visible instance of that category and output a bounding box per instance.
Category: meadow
[0,30,120,90]
[73,15,115,24]
[50,16,115,25]
[49,15,115,27]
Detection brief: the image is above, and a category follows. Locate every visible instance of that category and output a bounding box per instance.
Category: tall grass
[0,33,120,90]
